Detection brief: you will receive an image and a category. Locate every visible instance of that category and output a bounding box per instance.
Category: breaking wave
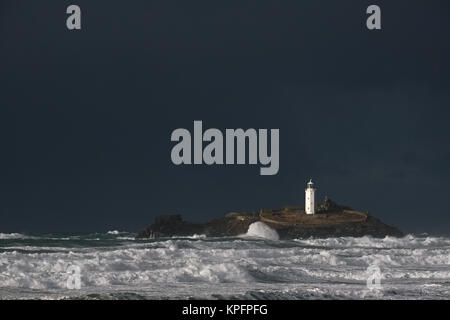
[244,222,279,240]
[0,233,31,240]
[106,230,122,235]
[0,233,449,299]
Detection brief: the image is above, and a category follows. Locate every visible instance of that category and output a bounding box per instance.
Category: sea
[0,222,449,300]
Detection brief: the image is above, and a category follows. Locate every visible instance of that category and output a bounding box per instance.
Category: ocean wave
[0,234,449,299]
[294,234,450,249]
[107,230,129,235]
[0,233,32,240]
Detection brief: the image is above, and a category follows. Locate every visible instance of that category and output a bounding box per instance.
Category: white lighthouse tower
[305,179,316,215]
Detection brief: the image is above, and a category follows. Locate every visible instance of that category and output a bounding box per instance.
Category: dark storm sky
[0,0,449,234]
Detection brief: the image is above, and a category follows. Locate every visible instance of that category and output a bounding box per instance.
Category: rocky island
[137,197,403,240]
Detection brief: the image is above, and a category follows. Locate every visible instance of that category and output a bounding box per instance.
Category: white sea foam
[0,234,449,299]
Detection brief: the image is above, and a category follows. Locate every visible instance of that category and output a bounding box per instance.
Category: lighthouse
[305,179,316,214]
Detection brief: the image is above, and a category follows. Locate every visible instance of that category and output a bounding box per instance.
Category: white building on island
[305,179,316,214]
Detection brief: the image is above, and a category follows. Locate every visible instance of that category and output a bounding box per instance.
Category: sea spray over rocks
[245,222,279,240]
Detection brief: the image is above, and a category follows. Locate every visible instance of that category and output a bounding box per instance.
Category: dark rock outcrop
[137,199,403,240]
[137,214,204,238]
